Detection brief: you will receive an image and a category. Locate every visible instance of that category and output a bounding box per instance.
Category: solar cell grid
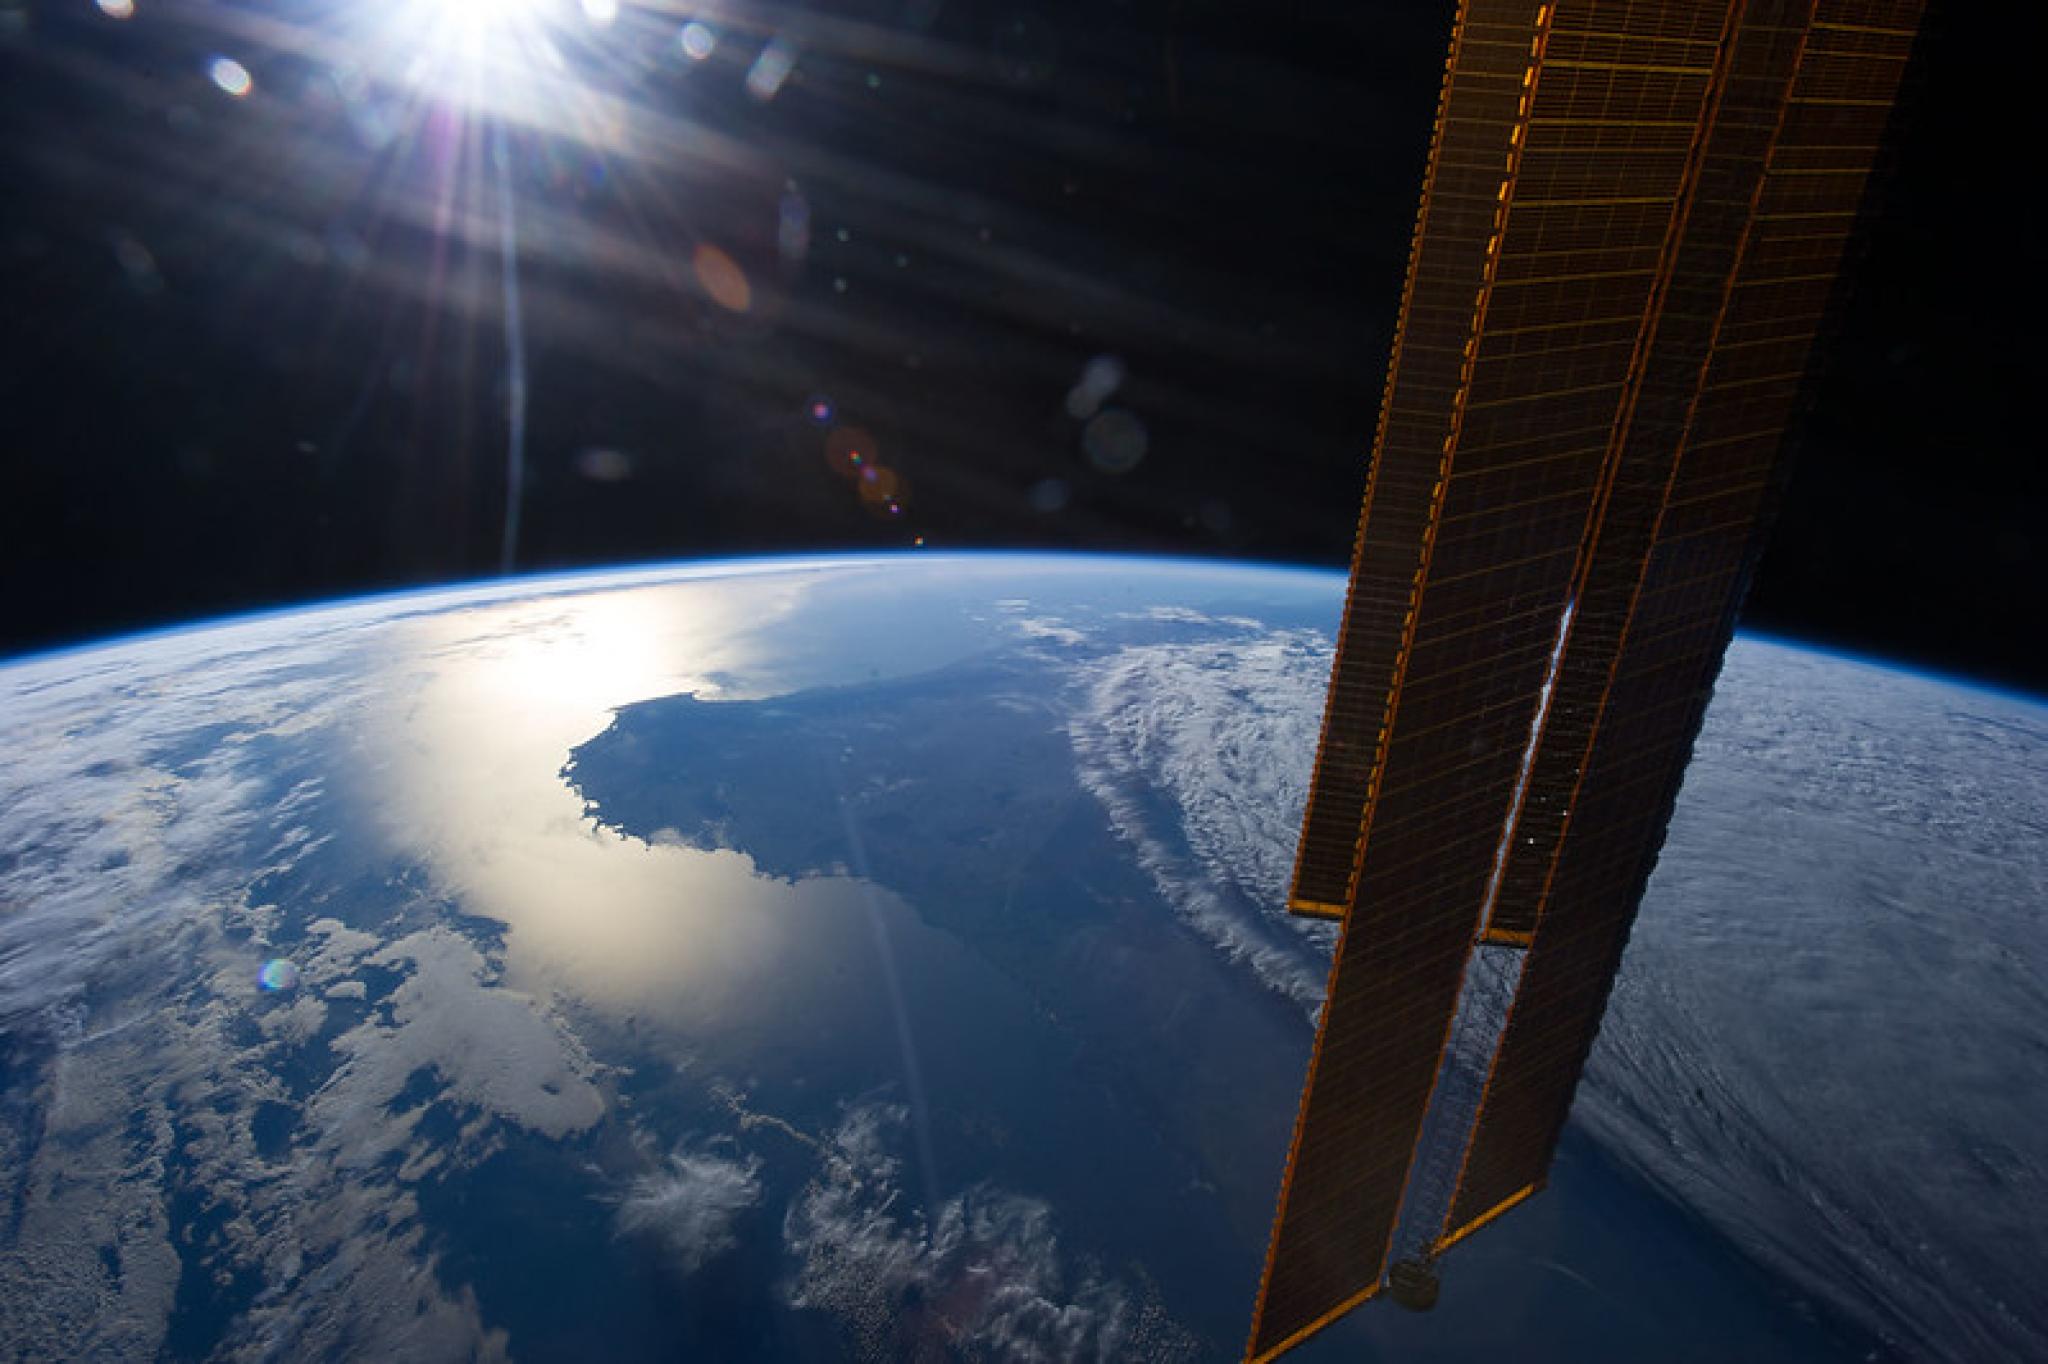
[1254,0,1920,1354]
[1284,1,1547,921]
[1264,0,1557,1337]
[1441,0,1921,1245]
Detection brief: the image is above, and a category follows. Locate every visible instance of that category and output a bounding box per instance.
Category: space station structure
[1248,1,1925,1358]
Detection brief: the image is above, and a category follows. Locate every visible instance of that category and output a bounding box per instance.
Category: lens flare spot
[1082,407,1148,474]
[96,0,135,19]
[679,21,716,60]
[258,959,300,992]
[778,189,811,265]
[208,56,254,99]
[857,467,908,516]
[1027,478,1071,513]
[1064,353,1126,419]
[692,243,751,313]
[575,447,634,482]
[110,232,163,294]
[824,426,878,480]
[806,394,835,425]
[745,38,796,101]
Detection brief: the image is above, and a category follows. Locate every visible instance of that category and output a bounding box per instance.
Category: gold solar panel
[1287,1,1557,922]
[1250,1,1923,1357]
[1439,0,1924,1248]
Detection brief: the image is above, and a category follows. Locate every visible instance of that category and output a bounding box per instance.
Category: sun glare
[438,0,538,40]
[367,0,577,118]
[420,0,547,61]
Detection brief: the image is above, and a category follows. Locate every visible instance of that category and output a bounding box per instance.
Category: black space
[1,1,2037,691]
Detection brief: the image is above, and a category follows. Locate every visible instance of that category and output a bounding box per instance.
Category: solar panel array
[1254,4,1554,1351]
[1253,1,1922,1357]
[1440,0,1926,1247]
[1286,0,1555,922]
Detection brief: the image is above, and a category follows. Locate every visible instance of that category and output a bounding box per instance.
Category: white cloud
[312,928,605,1168]
[784,1102,1180,1362]
[1078,627,2048,1364]
[0,563,933,1361]
[0,745,267,1025]
[1011,617,1087,647]
[615,1147,763,1273]
[0,614,376,1027]
[0,601,609,1362]
[1570,641,2048,1364]
[1067,631,1336,1009]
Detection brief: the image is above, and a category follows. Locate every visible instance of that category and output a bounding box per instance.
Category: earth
[0,554,2041,1363]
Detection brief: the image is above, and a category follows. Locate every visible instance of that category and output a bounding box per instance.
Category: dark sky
[1,1,2036,691]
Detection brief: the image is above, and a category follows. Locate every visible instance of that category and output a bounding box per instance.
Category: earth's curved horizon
[10,552,2037,711]
[2,552,2041,1362]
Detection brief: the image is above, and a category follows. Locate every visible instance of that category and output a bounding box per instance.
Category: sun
[433,0,547,46]
[354,0,583,122]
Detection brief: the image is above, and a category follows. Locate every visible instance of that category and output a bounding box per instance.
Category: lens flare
[208,56,253,98]
[824,426,878,480]
[679,21,716,61]
[1082,407,1148,473]
[745,38,797,102]
[693,243,752,313]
